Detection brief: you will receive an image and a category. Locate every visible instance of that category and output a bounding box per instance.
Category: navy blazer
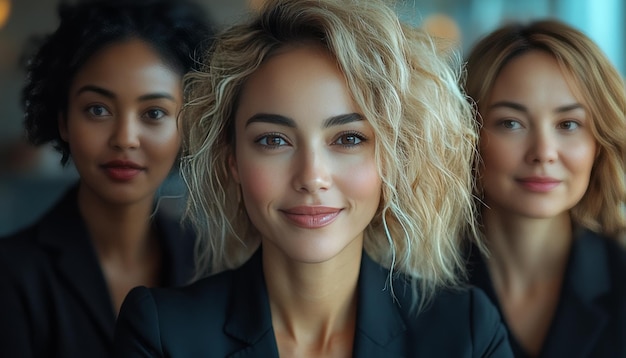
[114,249,513,357]
[468,229,626,358]
[0,185,195,358]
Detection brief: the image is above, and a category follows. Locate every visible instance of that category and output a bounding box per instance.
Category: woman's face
[479,50,597,219]
[231,45,382,264]
[60,38,182,206]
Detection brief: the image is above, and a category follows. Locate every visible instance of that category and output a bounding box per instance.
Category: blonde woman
[114,0,512,356]
[465,20,626,357]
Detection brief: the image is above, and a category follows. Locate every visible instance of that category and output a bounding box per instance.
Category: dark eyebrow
[245,112,363,128]
[246,113,295,127]
[554,103,584,113]
[76,85,115,99]
[323,113,363,128]
[138,93,177,102]
[488,101,527,112]
[75,85,176,102]
[489,101,584,114]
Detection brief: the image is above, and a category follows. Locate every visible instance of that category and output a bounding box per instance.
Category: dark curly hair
[22,0,214,165]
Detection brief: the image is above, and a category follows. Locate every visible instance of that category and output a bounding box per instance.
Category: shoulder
[118,269,237,326]
[602,235,626,273]
[407,285,505,334]
[114,269,239,356]
[574,229,626,290]
[406,286,512,357]
[0,222,48,276]
[358,255,512,356]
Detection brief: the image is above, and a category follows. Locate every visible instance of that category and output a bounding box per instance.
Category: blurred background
[0,0,623,236]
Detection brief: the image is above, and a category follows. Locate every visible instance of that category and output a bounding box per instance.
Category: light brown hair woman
[465,19,626,358]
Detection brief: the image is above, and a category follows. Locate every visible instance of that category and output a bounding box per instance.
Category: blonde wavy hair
[181,0,478,308]
[465,19,626,241]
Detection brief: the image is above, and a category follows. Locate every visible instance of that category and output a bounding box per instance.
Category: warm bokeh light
[421,13,461,50]
[0,0,10,29]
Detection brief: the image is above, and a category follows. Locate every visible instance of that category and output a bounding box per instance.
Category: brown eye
[558,121,579,131]
[333,132,365,146]
[256,134,288,147]
[144,109,166,120]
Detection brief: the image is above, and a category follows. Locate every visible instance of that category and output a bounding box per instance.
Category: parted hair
[22,0,214,165]
[181,0,479,308]
[465,19,626,240]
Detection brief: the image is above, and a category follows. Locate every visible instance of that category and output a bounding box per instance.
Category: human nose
[109,115,140,150]
[526,127,557,164]
[292,147,332,193]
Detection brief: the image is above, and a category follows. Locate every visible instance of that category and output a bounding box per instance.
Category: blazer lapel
[224,250,280,358]
[38,188,115,342]
[222,251,408,357]
[353,253,407,358]
[154,213,195,286]
[540,230,610,358]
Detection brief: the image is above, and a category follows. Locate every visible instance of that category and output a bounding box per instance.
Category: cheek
[565,139,597,175]
[237,160,279,205]
[480,136,517,176]
[337,157,381,203]
[146,126,181,162]
[65,123,103,159]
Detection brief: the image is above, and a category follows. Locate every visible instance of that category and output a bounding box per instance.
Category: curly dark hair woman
[0,1,214,357]
[23,0,213,165]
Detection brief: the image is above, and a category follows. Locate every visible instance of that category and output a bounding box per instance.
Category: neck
[481,208,572,291]
[77,183,157,268]
[262,239,361,352]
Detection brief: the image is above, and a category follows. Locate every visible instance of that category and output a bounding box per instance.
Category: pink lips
[281,206,342,228]
[101,160,144,181]
[517,177,561,192]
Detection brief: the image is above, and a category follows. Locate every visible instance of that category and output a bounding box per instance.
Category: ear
[229,152,241,184]
[58,113,69,142]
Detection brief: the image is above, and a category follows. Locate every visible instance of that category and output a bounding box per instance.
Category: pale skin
[479,50,597,356]
[230,44,382,357]
[59,38,183,314]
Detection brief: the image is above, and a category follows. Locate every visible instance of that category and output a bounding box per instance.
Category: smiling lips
[102,160,144,181]
[517,177,561,192]
[281,206,342,228]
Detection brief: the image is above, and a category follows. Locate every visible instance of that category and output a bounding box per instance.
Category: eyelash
[254,132,289,149]
[85,104,111,118]
[333,130,368,148]
[253,130,369,149]
[83,105,169,122]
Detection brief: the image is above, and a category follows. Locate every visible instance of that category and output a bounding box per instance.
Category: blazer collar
[224,249,279,358]
[540,229,610,358]
[153,214,195,287]
[353,253,407,357]
[223,250,407,357]
[37,186,116,342]
[36,185,195,344]
[565,228,611,301]
[468,229,612,358]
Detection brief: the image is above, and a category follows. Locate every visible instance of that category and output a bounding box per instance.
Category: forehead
[69,38,182,96]
[235,44,358,125]
[487,50,585,107]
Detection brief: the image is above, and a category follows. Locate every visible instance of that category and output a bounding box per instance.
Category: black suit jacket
[468,229,626,357]
[114,249,513,357]
[0,185,195,358]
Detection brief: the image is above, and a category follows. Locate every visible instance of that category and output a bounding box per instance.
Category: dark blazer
[467,229,626,358]
[0,185,195,358]
[114,249,513,357]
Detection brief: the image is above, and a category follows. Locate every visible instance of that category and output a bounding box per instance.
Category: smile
[281,206,342,229]
[101,160,145,181]
[516,178,561,192]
